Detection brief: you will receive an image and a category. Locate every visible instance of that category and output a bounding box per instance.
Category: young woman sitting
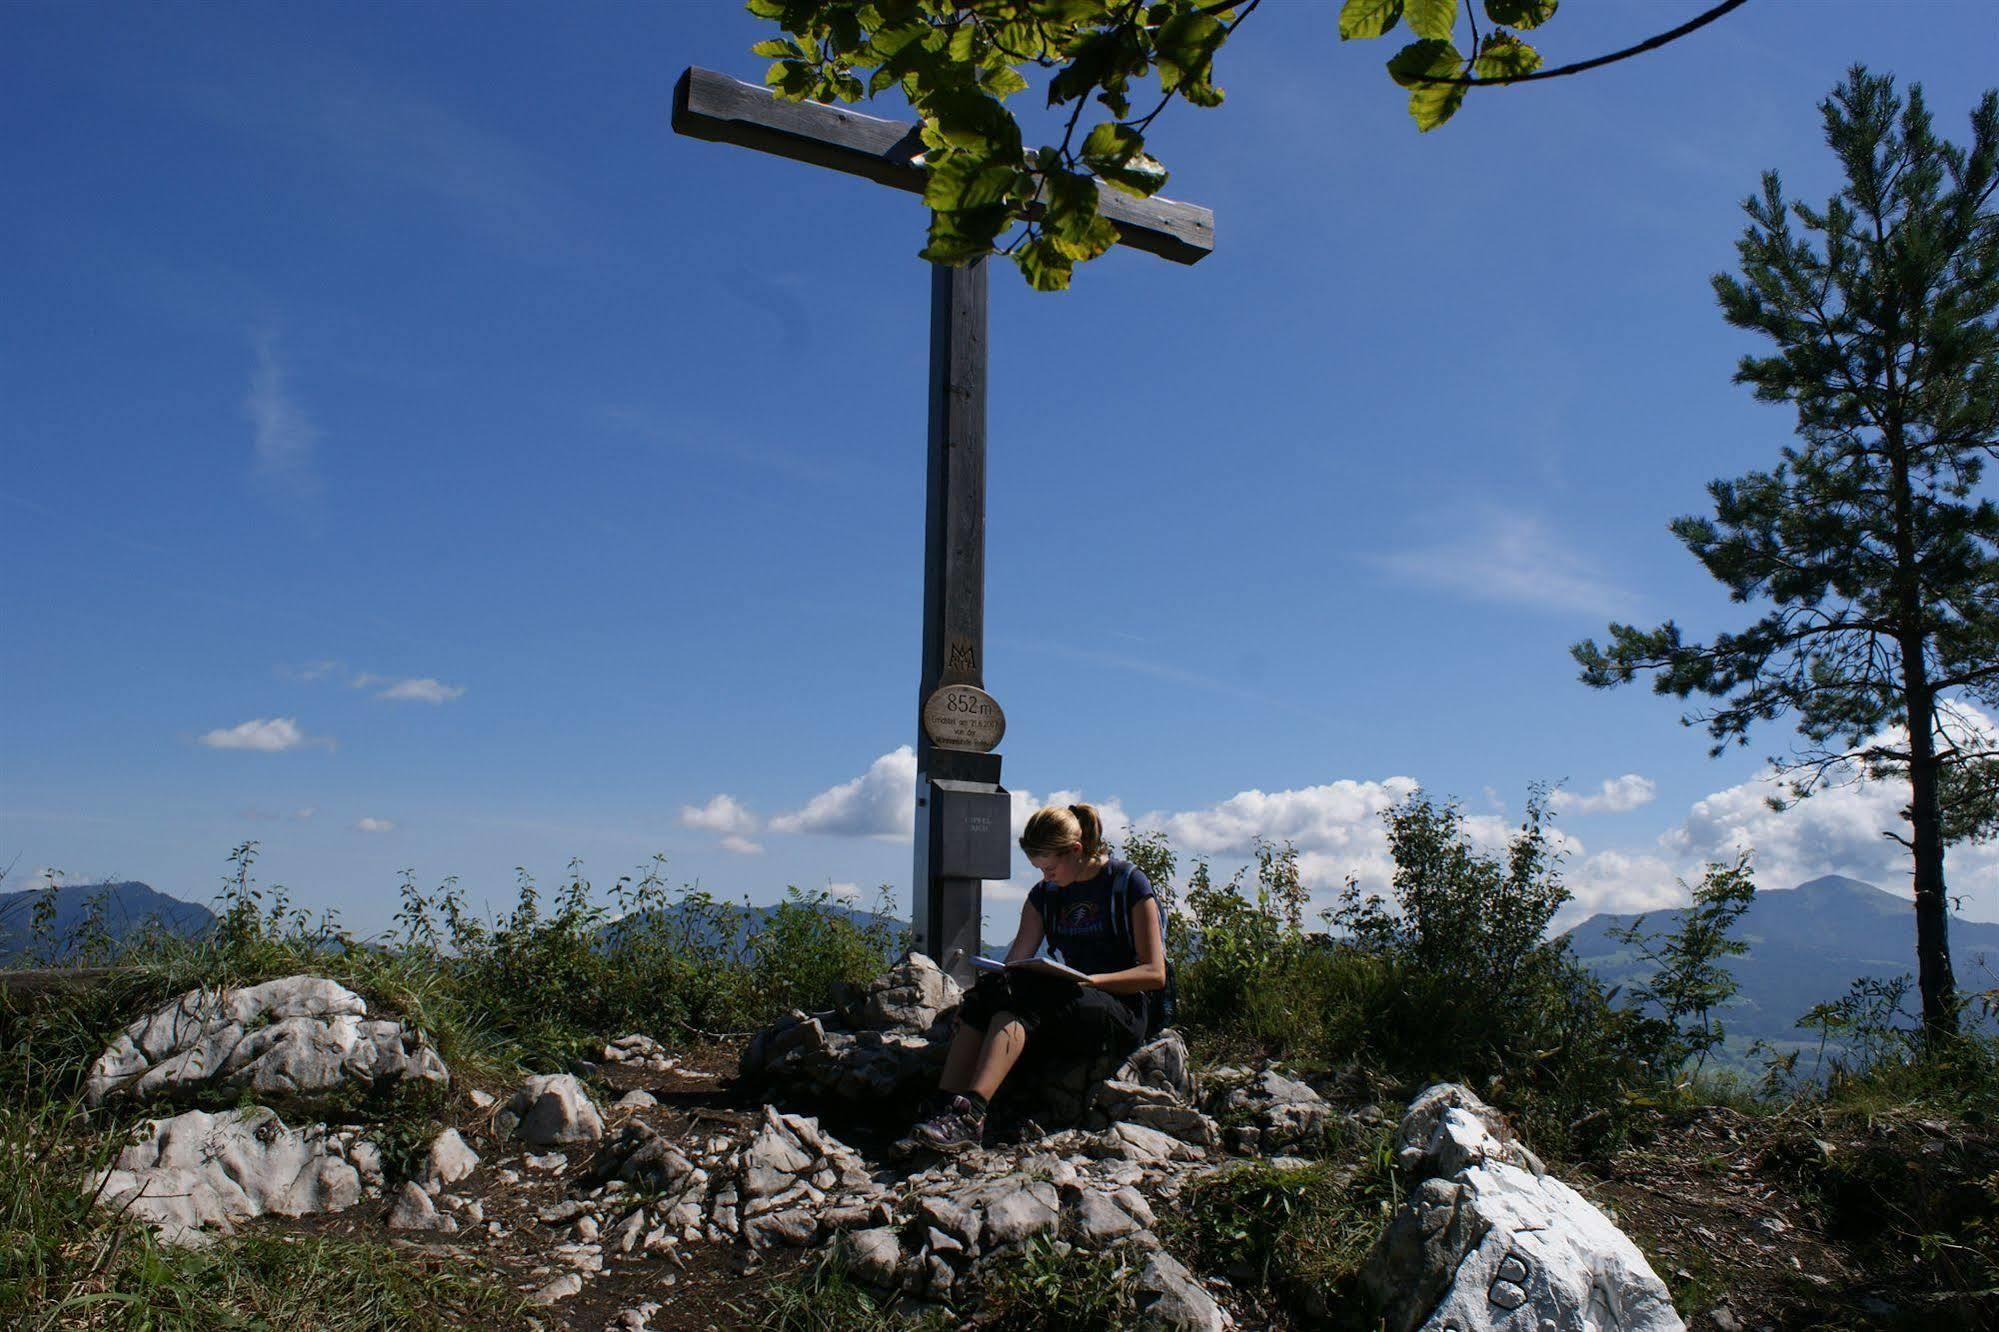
[907,802,1165,1152]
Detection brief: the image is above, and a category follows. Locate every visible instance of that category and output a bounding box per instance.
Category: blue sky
[5,0,1998,942]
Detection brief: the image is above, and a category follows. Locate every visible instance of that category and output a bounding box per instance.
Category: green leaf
[1387,39,1466,130]
[1473,31,1542,80]
[1484,0,1557,31]
[1408,76,1466,131]
[1405,0,1457,41]
[768,60,819,100]
[868,23,926,59]
[1338,0,1404,40]
[923,151,1022,211]
[749,38,800,59]
[1016,235,1075,291]
[1039,170,1117,262]
[1051,212,1118,262]
[1386,37,1458,88]
[1079,121,1168,196]
[947,23,978,64]
[745,0,787,18]
[982,65,1030,98]
[921,204,1011,265]
[1154,13,1222,92]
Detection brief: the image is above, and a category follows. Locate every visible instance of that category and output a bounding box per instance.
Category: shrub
[1165,1138,1397,1326]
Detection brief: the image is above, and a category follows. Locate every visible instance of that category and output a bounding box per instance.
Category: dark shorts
[957,970,1147,1061]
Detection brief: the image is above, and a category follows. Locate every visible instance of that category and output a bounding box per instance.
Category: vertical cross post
[669,67,1212,980]
[914,258,992,981]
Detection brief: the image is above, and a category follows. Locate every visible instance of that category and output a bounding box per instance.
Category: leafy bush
[1609,855,1756,1079]
[1137,791,1673,1158]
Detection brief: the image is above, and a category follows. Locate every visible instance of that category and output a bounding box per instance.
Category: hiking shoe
[910,1095,985,1152]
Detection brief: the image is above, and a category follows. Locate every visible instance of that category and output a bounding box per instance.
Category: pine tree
[1573,66,1999,1041]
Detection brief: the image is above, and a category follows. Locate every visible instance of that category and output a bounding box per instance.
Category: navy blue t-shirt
[1027,859,1156,977]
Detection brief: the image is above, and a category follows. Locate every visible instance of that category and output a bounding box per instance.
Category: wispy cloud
[365,676,465,704]
[198,717,329,753]
[244,334,320,501]
[241,806,318,823]
[353,817,396,833]
[1551,774,1657,815]
[1371,509,1642,618]
[352,673,466,704]
[188,61,579,258]
[282,659,342,682]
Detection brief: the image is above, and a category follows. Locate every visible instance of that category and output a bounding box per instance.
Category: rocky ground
[81,958,1700,1331]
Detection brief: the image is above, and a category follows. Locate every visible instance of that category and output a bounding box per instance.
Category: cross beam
[672,67,1215,266]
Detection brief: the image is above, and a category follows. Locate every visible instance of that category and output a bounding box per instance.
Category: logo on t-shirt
[1059,899,1105,935]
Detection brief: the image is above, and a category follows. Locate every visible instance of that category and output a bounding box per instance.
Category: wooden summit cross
[673,66,1213,981]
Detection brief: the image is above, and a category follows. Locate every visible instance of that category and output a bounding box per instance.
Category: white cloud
[1559,706,1999,926]
[198,717,323,752]
[284,659,340,682]
[1551,774,1657,815]
[293,807,316,821]
[770,746,917,842]
[1143,778,1420,860]
[377,677,465,703]
[825,881,862,903]
[719,834,765,856]
[244,334,319,500]
[680,794,759,838]
[1559,849,1689,928]
[353,817,396,833]
[1371,509,1642,618]
[352,673,465,703]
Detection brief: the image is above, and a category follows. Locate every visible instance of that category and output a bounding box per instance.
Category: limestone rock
[1364,1083,1683,1332]
[422,1128,480,1189]
[980,1181,1061,1248]
[853,952,960,1035]
[499,1073,604,1146]
[528,1272,584,1306]
[1394,1082,1540,1181]
[85,976,448,1109]
[91,1106,382,1246]
[388,1180,443,1231]
[1213,1067,1333,1155]
[606,1301,663,1332]
[602,1034,677,1072]
[1065,1188,1141,1244]
[842,1226,906,1287]
[1117,1031,1193,1099]
[1135,1249,1228,1331]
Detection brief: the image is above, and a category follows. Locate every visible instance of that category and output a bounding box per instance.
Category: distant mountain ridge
[0,881,216,962]
[1562,874,1999,1051]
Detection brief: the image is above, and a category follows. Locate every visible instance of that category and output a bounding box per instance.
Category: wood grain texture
[673,67,1214,264]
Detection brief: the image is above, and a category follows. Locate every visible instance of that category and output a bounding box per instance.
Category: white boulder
[91,1106,383,1246]
[498,1073,605,1146]
[1365,1084,1684,1332]
[85,975,448,1109]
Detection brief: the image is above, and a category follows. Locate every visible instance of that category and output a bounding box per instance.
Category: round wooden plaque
[922,684,1006,752]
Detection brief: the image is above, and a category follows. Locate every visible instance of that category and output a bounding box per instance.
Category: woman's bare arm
[1003,898,1044,964]
[1086,896,1167,994]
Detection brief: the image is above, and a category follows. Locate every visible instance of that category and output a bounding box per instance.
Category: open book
[969,954,1090,983]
